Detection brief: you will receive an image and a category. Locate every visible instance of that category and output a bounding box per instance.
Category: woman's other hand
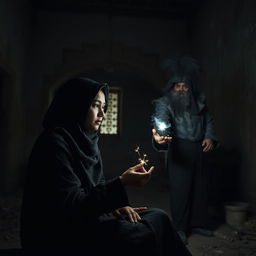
[113,206,147,223]
[152,129,172,145]
[119,163,154,187]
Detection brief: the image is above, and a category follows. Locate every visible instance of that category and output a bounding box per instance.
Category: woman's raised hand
[119,163,154,187]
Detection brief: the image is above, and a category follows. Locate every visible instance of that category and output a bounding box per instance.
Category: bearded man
[151,57,218,245]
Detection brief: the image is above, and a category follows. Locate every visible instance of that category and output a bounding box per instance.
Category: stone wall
[190,0,256,211]
[0,0,30,194]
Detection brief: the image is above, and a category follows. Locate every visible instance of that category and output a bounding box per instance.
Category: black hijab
[43,77,109,130]
[42,77,109,183]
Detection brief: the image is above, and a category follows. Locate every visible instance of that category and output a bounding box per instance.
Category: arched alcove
[39,42,167,127]
[43,42,166,94]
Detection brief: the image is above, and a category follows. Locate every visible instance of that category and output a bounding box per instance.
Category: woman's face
[84,90,106,131]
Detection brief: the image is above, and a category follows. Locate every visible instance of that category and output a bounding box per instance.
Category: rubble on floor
[188,216,256,256]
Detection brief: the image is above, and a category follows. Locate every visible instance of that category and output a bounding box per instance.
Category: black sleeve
[152,136,168,152]
[43,135,130,219]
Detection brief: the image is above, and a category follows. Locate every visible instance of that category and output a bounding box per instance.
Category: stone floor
[1,182,256,256]
[126,181,256,256]
[0,191,22,250]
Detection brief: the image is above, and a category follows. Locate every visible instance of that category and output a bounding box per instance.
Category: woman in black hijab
[20,77,191,256]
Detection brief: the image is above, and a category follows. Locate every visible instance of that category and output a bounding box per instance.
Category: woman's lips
[95,120,102,125]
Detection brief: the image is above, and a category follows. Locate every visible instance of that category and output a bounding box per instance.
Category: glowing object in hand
[135,146,149,165]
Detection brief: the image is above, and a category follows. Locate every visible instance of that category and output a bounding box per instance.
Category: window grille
[100,87,122,135]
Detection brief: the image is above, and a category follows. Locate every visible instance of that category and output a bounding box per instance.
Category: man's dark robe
[20,77,191,256]
[152,91,218,234]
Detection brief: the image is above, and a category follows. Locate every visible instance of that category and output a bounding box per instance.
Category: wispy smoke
[151,97,172,136]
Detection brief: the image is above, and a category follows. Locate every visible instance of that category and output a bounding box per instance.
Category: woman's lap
[95,208,188,255]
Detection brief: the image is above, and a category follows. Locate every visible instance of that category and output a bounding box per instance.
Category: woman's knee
[145,208,171,220]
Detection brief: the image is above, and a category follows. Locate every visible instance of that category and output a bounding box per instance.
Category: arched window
[100,87,122,135]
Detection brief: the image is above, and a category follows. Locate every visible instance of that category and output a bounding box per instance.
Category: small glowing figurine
[135,146,149,165]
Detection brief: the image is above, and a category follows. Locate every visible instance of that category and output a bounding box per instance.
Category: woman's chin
[92,125,100,131]
[85,126,99,132]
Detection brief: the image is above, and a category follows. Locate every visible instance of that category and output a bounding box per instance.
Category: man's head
[162,56,200,95]
[173,82,189,94]
[169,82,191,116]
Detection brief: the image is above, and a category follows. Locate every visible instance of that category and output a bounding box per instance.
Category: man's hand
[152,129,172,145]
[202,138,213,152]
[119,163,154,187]
[113,206,147,223]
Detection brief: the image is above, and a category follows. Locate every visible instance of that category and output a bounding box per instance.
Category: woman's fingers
[128,210,141,222]
[147,166,155,174]
[114,209,121,216]
[132,163,145,171]
[134,167,154,186]
[133,207,147,212]
[134,211,141,221]
[113,209,123,218]
[133,207,148,221]
[135,166,154,174]
[117,206,146,222]
[121,164,154,187]
[127,210,136,222]
[137,165,147,173]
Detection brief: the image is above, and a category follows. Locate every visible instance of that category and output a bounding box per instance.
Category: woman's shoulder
[33,126,83,159]
[36,127,73,150]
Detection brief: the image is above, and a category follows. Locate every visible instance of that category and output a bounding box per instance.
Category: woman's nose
[98,108,105,117]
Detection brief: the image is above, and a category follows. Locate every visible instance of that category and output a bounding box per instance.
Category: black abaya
[20,77,191,256]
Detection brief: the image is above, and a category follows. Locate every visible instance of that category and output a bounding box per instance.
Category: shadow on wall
[205,146,242,219]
